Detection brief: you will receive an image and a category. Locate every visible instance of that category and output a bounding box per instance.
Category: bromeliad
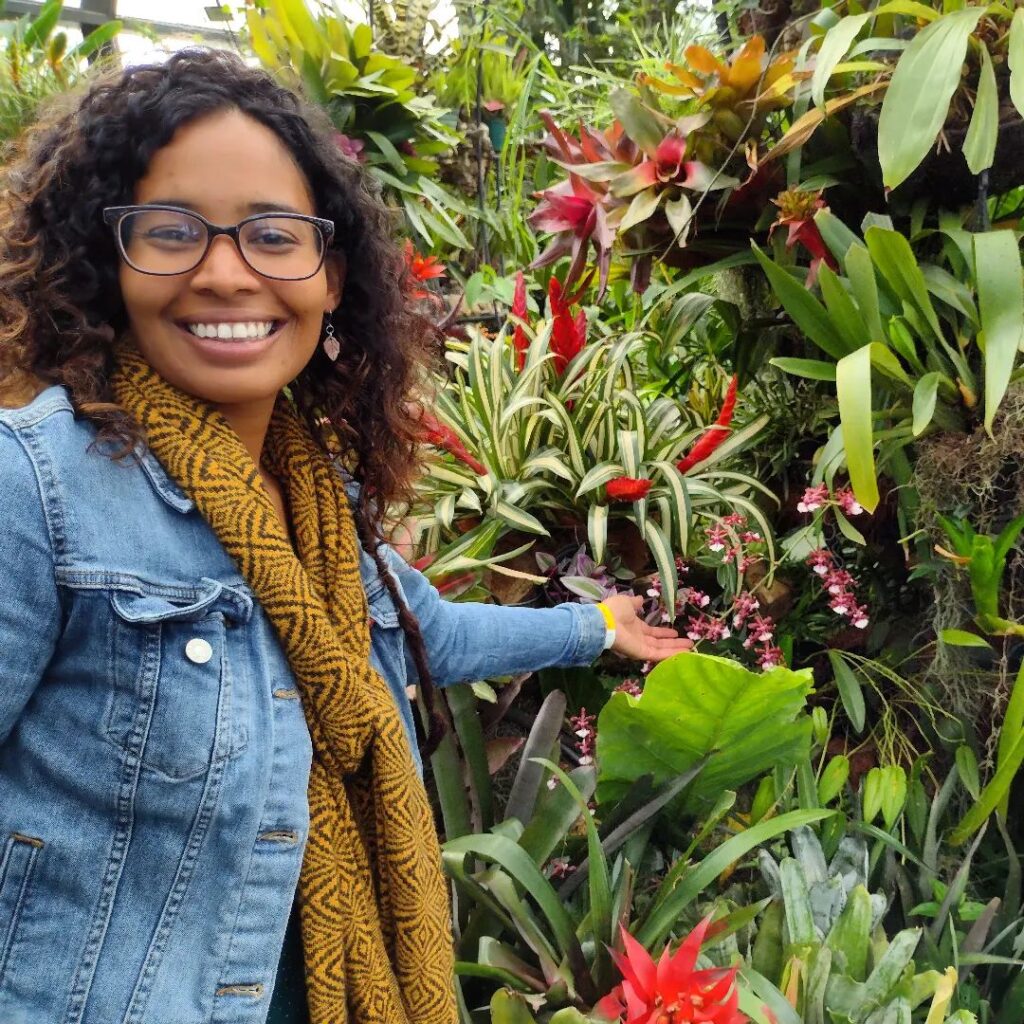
[511,270,529,371]
[528,97,735,297]
[676,377,738,474]
[770,189,838,287]
[548,276,587,375]
[606,476,653,502]
[595,917,748,1024]
[420,413,485,476]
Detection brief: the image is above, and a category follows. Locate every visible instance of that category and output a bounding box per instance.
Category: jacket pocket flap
[110,578,252,625]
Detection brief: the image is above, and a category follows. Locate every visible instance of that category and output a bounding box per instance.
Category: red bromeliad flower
[612,116,723,198]
[548,277,587,375]
[595,918,748,1024]
[420,413,485,476]
[770,189,838,287]
[403,240,446,300]
[511,270,529,371]
[676,377,738,475]
[606,476,653,502]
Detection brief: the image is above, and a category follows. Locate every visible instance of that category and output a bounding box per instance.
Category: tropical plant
[754,211,1024,517]
[639,33,804,163]
[431,25,528,120]
[791,0,1024,192]
[244,0,473,250]
[414,302,771,615]
[596,653,816,818]
[527,91,742,297]
[0,0,121,145]
[743,824,976,1024]
[442,685,831,1021]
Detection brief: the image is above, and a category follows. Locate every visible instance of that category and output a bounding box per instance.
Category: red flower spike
[548,277,587,375]
[420,413,485,476]
[677,376,739,475]
[770,189,839,287]
[403,240,446,300]
[606,476,653,502]
[511,271,529,371]
[599,918,748,1024]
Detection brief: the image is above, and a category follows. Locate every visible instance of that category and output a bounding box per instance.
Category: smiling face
[118,108,342,426]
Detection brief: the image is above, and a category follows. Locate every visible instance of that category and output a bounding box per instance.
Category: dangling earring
[322,314,340,362]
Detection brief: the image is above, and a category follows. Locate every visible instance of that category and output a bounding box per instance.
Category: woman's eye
[252,231,297,247]
[146,224,201,243]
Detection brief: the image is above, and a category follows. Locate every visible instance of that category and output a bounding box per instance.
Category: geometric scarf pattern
[112,350,456,1024]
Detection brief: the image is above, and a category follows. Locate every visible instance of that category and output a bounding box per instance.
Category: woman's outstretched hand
[601,594,693,663]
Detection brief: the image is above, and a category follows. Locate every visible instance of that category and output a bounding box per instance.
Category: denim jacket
[0,386,606,1024]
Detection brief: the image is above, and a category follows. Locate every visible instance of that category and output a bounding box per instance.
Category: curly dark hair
[0,47,445,751]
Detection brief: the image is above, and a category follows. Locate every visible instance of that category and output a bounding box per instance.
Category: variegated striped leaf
[493,499,550,536]
[588,504,609,564]
[577,461,626,497]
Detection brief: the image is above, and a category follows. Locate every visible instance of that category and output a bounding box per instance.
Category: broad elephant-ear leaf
[596,652,814,815]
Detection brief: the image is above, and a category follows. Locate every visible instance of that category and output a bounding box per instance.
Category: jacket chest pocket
[104,579,252,782]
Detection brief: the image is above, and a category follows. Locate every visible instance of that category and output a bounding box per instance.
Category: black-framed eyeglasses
[102,205,336,281]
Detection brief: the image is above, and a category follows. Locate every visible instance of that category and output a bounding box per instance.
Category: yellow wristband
[596,601,617,649]
[596,602,616,631]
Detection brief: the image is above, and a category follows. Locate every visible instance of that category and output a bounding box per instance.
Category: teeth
[186,321,276,340]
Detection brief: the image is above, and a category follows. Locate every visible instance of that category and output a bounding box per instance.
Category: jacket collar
[136,447,195,513]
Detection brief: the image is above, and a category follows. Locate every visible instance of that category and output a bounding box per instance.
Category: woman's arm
[379,544,689,687]
[0,424,61,745]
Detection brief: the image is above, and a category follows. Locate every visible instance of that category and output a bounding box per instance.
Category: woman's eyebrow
[141,199,307,216]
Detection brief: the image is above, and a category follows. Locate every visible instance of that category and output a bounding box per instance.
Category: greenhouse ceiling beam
[1,0,236,42]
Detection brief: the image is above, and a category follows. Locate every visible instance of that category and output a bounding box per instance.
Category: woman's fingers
[642,624,681,639]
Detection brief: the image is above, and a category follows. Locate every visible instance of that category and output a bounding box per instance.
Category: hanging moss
[912,383,1024,763]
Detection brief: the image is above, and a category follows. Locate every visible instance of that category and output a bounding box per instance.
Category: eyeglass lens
[117,209,326,280]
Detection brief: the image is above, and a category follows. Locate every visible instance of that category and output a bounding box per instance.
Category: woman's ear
[325,252,346,311]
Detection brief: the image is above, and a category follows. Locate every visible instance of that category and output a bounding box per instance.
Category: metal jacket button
[185,637,214,664]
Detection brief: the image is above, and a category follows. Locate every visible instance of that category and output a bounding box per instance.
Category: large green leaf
[753,245,850,359]
[864,227,942,342]
[998,661,1024,817]
[596,652,814,814]
[964,45,998,174]
[812,13,872,107]
[836,344,880,514]
[877,7,985,190]
[974,230,1024,436]
[1011,9,1024,119]
[608,88,667,156]
[23,0,61,49]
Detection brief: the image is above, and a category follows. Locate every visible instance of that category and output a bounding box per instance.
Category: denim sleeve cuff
[563,601,609,666]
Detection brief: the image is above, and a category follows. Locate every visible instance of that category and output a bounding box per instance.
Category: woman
[0,49,690,1024]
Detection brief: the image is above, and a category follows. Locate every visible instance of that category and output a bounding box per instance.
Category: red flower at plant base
[511,270,529,371]
[548,277,587,375]
[770,189,838,287]
[403,239,446,300]
[676,376,738,475]
[606,476,653,502]
[595,917,748,1024]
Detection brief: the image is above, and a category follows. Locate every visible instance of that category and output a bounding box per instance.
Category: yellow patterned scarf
[112,350,456,1024]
